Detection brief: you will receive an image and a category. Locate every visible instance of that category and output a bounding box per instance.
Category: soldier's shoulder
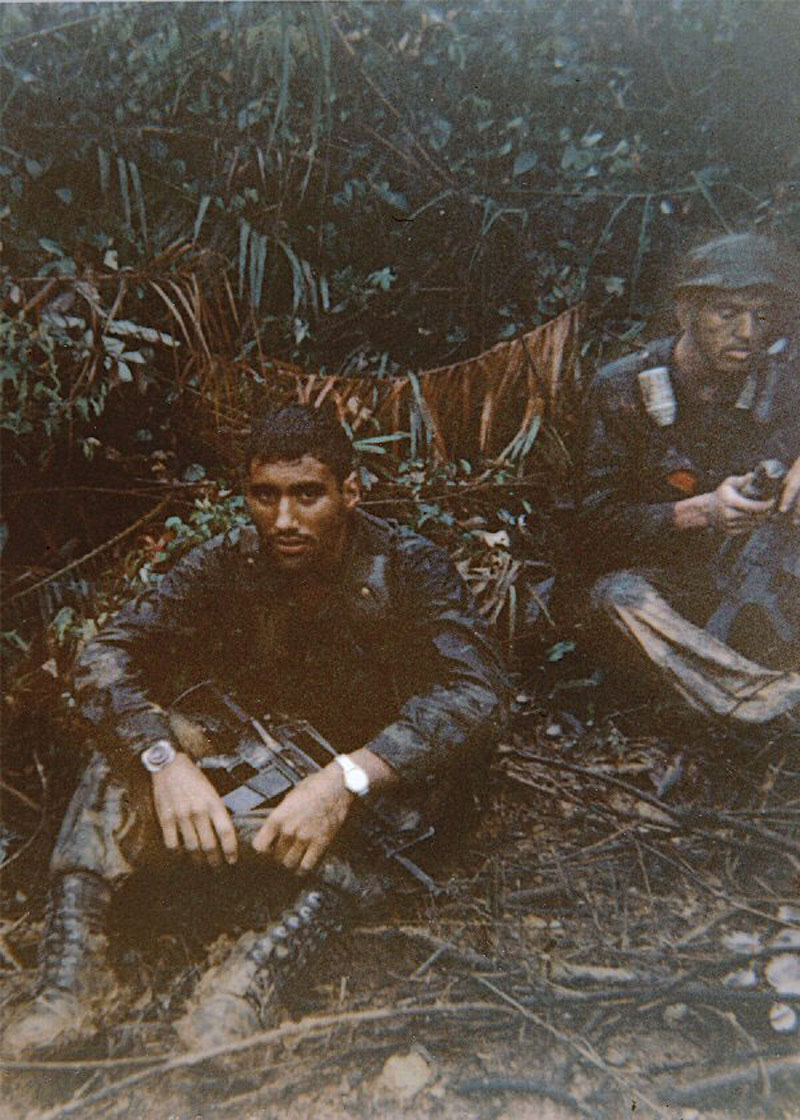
[354,509,451,570]
[168,524,258,578]
[594,337,675,390]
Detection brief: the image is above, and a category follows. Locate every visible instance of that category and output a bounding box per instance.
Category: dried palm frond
[186,304,583,467]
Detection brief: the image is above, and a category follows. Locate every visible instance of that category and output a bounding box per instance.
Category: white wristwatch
[334,754,370,797]
[140,739,177,773]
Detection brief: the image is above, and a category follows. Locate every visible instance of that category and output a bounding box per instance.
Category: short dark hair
[245,404,354,482]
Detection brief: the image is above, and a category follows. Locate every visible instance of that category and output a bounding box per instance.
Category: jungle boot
[0,872,114,1058]
[174,858,379,1051]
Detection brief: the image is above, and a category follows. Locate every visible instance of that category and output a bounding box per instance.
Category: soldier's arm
[75,535,229,766]
[358,536,510,784]
[75,535,239,865]
[579,370,677,555]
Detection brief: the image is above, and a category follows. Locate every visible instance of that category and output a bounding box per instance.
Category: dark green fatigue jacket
[579,336,800,574]
[75,509,510,789]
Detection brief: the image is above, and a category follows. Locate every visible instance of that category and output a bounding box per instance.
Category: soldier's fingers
[727,473,751,489]
[273,828,298,865]
[727,491,772,514]
[159,815,180,852]
[779,476,800,515]
[178,815,201,854]
[193,814,221,867]
[299,838,327,874]
[210,806,238,864]
[279,838,306,871]
[252,815,279,854]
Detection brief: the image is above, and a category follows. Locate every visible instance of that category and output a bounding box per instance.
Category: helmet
[675,233,800,297]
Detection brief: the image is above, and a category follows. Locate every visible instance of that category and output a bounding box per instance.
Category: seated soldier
[579,232,800,726]
[2,404,509,1057]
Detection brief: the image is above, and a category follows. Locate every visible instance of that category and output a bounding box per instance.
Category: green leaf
[97,146,110,194]
[238,220,250,301]
[193,194,211,243]
[512,151,539,177]
[51,607,76,644]
[38,237,64,256]
[372,181,409,213]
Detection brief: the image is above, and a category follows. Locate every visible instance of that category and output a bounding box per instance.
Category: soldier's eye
[249,487,278,503]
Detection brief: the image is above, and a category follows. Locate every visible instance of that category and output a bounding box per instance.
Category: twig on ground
[475,977,670,1118]
[660,1053,800,1106]
[452,1076,596,1117]
[355,924,501,971]
[0,779,41,813]
[28,1001,515,1120]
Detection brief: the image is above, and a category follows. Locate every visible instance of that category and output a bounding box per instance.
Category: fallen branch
[512,750,800,859]
[660,1053,800,1106]
[28,1001,514,1120]
[476,977,670,1119]
[452,1076,595,1117]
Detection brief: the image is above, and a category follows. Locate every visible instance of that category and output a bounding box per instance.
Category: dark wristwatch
[140,739,177,773]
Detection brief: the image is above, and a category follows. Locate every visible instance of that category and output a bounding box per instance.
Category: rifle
[706,460,799,660]
[170,680,442,896]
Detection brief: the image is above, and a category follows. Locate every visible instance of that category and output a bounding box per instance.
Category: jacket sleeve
[74,535,230,768]
[579,369,677,559]
[362,537,511,784]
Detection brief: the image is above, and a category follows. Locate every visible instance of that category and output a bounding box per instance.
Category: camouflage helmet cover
[675,233,800,297]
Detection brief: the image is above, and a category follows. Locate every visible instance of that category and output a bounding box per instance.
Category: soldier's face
[682,288,778,379]
[246,455,360,574]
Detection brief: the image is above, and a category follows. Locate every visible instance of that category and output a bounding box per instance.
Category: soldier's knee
[591,570,650,614]
[49,752,136,881]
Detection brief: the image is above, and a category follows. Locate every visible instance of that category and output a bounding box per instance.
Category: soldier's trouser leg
[592,569,800,725]
[1,752,164,1058]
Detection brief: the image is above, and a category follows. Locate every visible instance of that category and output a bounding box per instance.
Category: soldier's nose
[274,497,296,529]
[735,312,756,342]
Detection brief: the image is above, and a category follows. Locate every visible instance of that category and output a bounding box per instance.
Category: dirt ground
[2,686,800,1119]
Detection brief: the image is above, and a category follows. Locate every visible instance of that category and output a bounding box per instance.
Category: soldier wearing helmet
[579,232,800,726]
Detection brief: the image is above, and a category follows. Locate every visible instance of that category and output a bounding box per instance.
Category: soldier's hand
[710,473,774,535]
[151,753,238,867]
[251,765,353,874]
[778,456,800,525]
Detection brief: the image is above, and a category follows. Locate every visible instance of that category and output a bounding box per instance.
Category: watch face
[346,767,369,796]
[142,741,176,772]
[336,755,369,796]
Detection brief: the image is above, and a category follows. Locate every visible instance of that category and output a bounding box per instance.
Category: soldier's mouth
[273,537,311,553]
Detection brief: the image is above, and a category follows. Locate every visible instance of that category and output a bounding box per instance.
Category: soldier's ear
[342,470,361,509]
